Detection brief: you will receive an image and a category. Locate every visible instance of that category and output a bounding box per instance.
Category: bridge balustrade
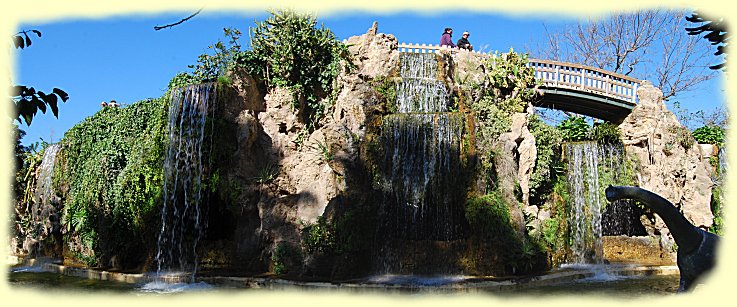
[396,43,641,105]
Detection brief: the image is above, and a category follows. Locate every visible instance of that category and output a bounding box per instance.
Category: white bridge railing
[397,43,641,104]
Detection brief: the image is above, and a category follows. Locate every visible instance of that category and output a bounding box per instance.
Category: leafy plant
[558,116,591,142]
[167,27,244,90]
[708,186,723,235]
[668,124,695,149]
[528,115,564,205]
[692,125,725,147]
[315,139,333,162]
[245,9,353,130]
[11,29,70,126]
[592,121,621,144]
[302,216,336,254]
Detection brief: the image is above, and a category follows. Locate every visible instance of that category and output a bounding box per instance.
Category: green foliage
[246,9,353,129]
[471,50,537,142]
[470,50,539,191]
[541,218,559,248]
[591,121,621,144]
[53,97,169,265]
[11,29,70,126]
[302,216,336,254]
[538,178,571,263]
[254,163,279,185]
[528,115,564,205]
[315,139,333,162]
[466,192,546,274]
[465,193,518,245]
[692,125,725,147]
[557,116,591,142]
[13,137,50,241]
[271,242,301,275]
[708,186,723,235]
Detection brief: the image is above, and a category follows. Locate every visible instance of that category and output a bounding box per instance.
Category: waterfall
[567,142,644,264]
[27,144,61,255]
[155,83,215,281]
[376,52,467,274]
[566,142,603,264]
[396,53,449,113]
[379,113,465,241]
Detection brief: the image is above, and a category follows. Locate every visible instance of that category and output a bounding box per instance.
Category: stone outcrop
[215,23,397,274]
[617,80,715,255]
[496,111,537,234]
[344,21,399,79]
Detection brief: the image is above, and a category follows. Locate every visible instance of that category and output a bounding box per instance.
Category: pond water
[8,265,679,297]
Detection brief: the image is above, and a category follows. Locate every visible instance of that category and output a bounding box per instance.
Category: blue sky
[13,9,726,145]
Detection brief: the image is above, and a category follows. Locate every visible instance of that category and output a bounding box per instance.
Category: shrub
[465,193,519,247]
[592,121,621,144]
[557,116,590,142]
[245,9,352,129]
[692,125,725,147]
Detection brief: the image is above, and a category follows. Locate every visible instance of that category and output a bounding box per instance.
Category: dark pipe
[605,185,718,292]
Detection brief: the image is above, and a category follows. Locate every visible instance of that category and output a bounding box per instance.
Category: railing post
[580,68,585,90]
[554,65,559,87]
[632,82,639,104]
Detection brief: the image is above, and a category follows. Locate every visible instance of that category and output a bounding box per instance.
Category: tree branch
[154,9,203,31]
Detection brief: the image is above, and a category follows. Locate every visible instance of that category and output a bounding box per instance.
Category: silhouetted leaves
[12,29,42,49]
[10,29,69,126]
[686,12,728,70]
[11,86,69,126]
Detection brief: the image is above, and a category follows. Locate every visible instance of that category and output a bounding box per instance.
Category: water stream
[376,52,467,274]
[27,144,61,257]
[153,83,216,283]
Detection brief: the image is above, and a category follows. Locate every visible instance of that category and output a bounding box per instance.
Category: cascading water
[566,142,644,264]
[26,144,61,256]
[154,83,216,282]
[566,142,604,264]
[376,52,468,274]
[380,113,466,241]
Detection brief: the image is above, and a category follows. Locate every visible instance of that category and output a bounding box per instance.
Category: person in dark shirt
[457,31,473,51]
[440,27,457,48]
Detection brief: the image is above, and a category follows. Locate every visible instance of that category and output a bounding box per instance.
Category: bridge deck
[397,43,642,122]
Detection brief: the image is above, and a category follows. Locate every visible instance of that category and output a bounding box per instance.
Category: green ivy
[53,97,169,266]
[528,115,564,205]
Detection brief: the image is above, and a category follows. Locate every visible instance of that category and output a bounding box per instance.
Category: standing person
[457,31,473,51]
[440,27,457,48]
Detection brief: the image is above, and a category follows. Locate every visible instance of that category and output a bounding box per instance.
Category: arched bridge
[398,43,642,122]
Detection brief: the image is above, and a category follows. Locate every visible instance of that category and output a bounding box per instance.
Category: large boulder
[617,80,715,254]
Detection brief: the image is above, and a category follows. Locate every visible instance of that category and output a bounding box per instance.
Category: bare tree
[536,10,716,100]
